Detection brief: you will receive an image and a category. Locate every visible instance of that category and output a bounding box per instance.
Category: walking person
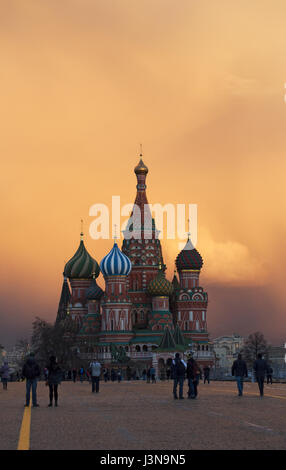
[171,353,186,400]
[0,360,10,390]
[186,356,198,399]
[231,354,248,397]
[22,352,41,407]
[46,356,62,407]
[150,366,156,384]
[203,366,210,384]
[253,353,268,397]
[146,368,151,384]
[267,366,273,385]
[89,359,101,393]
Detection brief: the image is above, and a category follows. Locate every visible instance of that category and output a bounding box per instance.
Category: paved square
[1,380,285,450]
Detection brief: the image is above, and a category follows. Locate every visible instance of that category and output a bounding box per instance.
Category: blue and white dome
[100,242,132,276]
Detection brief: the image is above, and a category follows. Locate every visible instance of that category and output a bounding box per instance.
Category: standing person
[203,366,210,384]
[89,359,101,393]
[79,366,84,383]
[126,366,132,381]
[253,353,268,397]
[146,368,151,384]
[267,366,273,385]
[72,368,77,383]
[103,368,109,382]
[171,353,186,400]
[46,356,62,407]
[231,354,248,397]
[111,369,116,382]
[187,357,200,399]
[186,356,196,399]
[0,361,10,390]
[117,369,122,383]
[22,352,41,407]
[166,368,171,381]
[150,366,156,384]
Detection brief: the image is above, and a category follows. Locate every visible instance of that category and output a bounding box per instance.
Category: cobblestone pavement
[0,380,285,450]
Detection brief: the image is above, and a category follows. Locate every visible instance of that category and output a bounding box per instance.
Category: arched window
[135,345,141,352]
[143,345,148,352]
[125,346,129,352]
[197,344,200,351]
[202,345,204,351]
[185,322,188,330]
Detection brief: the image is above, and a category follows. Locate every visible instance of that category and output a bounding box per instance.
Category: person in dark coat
[22,352,41,407]
[72,368,77,382]
[146,368,151,384]
[171,353,186,400]
[203,366,210,384]
[0,361,10,390]
[187,356,199,399]
[46,356,62,407]
[267,366,273,385]
[253,353,268,397]
[231,354,248,396]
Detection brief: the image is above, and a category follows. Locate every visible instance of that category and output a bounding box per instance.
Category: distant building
[212,334,245,369]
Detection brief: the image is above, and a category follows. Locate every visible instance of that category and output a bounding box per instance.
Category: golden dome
[134,158,148,175]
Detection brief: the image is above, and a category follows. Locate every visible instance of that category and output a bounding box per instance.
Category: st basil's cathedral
[56,156,214,376]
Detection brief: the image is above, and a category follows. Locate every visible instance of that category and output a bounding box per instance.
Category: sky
[1,0,286,348]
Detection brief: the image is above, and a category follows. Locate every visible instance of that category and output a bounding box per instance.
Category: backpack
[24,361,39,380]
[174,359,186,377]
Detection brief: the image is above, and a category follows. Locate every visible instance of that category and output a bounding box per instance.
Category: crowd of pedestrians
[0,350,276,405]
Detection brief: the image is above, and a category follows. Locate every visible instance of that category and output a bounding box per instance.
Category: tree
[242,332,269,366]
[31,317,79,369]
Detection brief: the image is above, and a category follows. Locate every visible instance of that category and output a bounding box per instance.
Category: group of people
[231,353,272,397]
[172,353,200,400]
[0,350,275,406]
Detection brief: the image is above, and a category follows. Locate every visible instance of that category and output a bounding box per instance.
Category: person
[253,353,268,397]
[142,369,147,381]
[72,368,77,383]
[231,353,248,396]
[267,366,273,385]
[89,359,101,393]
[68,370,72,381]
[0,360,10,390]
[111,369,116,382]
[203,366,210,384]
[150,366,156,384]
[186,356,196,398]
[46,356,62,407]
[22,352,41,407]
[166,368,171,381]
[79,367,85,383]
[103,368,109,382]
[171,353,186,400]
[126,366,132,381]
[146,368,151,384]
[117,369,122,383]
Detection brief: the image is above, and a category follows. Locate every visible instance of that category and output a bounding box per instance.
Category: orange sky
[1,0,286,347]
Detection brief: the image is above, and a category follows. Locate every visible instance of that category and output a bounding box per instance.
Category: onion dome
[147,267,174,297]
[175,237,203,271]
[85,276,104,301]
[64,235,100,279]
[134,157,148,175]
[100,241,132,276]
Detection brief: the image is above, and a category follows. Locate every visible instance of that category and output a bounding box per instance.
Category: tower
[99,240,133,344]
[64,231,100,329]
[122,153,164,328]
[174,235,208,346]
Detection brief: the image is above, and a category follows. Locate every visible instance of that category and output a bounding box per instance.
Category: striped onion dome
[175,237,203,271]
[147,268,174,297]
[64,237,100,279]
[100,241,132,277]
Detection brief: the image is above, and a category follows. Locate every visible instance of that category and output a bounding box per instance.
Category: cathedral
[56,156,214,376]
